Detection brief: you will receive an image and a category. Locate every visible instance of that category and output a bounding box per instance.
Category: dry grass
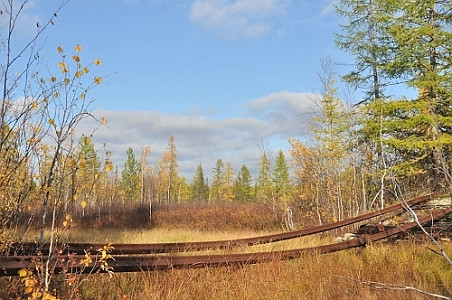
[10,227,451,300]
[73,241,452,300]
[5,202,452,299]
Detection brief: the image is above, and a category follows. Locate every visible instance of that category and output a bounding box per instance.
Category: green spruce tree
[191,164,208,202]
[272,150,292,202]
[120,147,141,203]
[235,164,253,202]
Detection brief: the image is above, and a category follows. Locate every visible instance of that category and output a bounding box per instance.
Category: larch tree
[336,0,393,102]
[177,176,191,202]
[335,0,394,208]
[289,138,324,224]
[382,0,452,196]
[223,161,235,201]
[310,58,350,221]
[166,135,179,202]
[336,0,452,200]
[210,159,225,202]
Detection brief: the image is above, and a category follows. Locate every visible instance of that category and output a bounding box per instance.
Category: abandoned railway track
[8,193,440,256]
[1,193,450,276]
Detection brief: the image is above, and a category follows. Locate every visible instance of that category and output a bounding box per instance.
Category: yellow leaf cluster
[75,44,82,52]
[94,58,101,65]
[18,268,31,278]
[98,244,115,277]
[94,76,102,84]
[80,251,92,267]
[105,159,113,172]
[18,268,42,297]
[63,214,72,227]
[57,61,68,73]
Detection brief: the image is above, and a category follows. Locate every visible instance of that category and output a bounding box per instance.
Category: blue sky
[14,0,353,179]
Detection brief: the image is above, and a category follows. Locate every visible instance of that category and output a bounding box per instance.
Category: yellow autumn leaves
[18,268,58,299]
[54,44,102,87]
[62,214,72,227]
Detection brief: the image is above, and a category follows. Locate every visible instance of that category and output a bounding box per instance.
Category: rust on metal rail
[9,193,439,256]
[1,206,450,276]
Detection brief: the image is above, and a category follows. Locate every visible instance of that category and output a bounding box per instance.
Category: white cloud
[189,0,289,38]
[76,90,318,181]
[247,91,320,134]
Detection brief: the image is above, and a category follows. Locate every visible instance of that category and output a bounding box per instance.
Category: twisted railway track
[1,193,450,276]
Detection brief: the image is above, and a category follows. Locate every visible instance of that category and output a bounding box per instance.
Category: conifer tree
[166,136,179,202]
[235,164,253,202]
[191,164,208,202]
[223,161,235,201]
[272,150,292,202]
[256,151,273,201]
[121,147,141,203]
[336,0,392,102]
[383,0,452,194]
[211,159,225,201]
[310,59,351,220]
[337,0,452,197]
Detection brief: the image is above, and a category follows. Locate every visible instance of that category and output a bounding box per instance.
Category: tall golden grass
[8,228,451,300]
[72,241,452,300]
[4,201,452,299]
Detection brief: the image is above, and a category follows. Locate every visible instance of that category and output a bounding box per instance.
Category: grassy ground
[5,197,452,300]
[77,240,452,300]
[7,228,452,300]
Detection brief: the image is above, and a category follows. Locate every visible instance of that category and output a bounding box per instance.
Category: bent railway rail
[9,193,440,256]
[1,193,450,276]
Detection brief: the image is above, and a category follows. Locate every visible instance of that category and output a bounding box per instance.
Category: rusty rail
[1,205,450,276]
[9,193,439,256]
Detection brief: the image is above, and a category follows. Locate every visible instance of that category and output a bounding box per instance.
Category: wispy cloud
[79,91,317,180]
[189,0,289,39]
[320,0,337,17]
[247,91,320,135]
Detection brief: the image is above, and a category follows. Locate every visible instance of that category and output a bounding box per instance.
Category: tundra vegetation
[1,0,452,299]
